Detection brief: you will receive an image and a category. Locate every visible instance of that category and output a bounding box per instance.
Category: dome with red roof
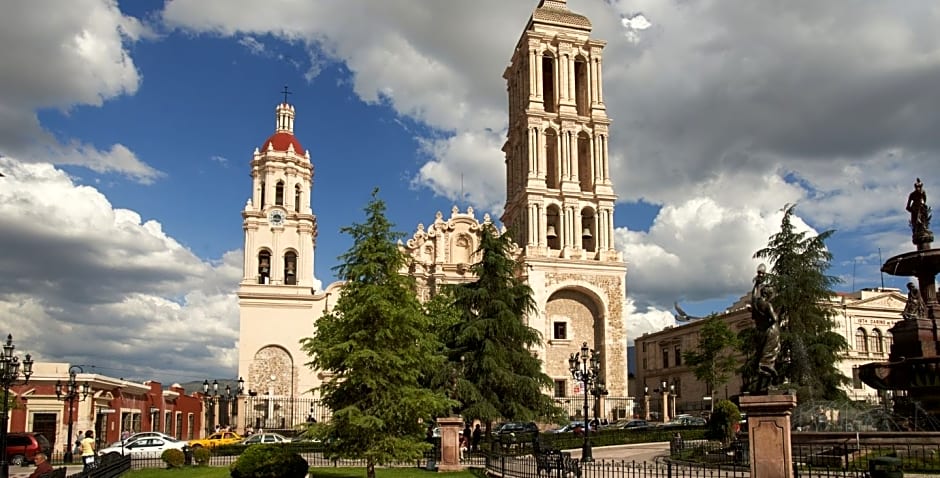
[261,132,305,156]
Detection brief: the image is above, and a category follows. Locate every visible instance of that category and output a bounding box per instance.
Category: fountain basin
[881,249,940,277]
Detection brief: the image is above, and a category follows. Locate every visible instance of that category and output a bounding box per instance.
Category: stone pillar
[436,416,465,471]
[739,394,797,478]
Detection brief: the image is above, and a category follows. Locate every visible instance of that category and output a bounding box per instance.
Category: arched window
[855,328,868,352]
[258,250,271,285]
[581,208,596,253]
[294,184,302,212]
[578,132,592,191]
[546,205,561,250]
[545,129,559,189]
[574,57,589,116]
[886,331,893,351]
[275,181,285,206]
[542,54,556,113]
[260,181,266,207]
[871,328,884,353]
[284,251,297,285]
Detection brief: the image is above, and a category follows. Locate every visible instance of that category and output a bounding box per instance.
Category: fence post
[667,461,672,478]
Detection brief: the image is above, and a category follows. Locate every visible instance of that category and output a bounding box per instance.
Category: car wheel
[191,444,203,449]
[9,455,25,466]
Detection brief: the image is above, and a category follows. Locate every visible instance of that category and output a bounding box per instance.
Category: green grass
[124,467,479,478]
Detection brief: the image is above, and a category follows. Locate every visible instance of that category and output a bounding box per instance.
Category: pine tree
[445,225,558,431]
[751,204,848,400]
[682,314,740,409]
[300,189,452,478]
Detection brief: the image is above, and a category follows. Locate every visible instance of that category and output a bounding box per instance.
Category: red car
[5,432,52,466]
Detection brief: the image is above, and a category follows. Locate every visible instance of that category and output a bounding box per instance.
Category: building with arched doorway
[237,0,631,432]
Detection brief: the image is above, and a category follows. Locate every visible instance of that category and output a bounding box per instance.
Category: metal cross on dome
[281,85,292,104]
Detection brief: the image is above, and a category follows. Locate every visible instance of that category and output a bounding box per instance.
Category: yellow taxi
[188,431,243,448]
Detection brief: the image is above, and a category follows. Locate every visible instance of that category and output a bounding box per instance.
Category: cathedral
[237,0,630,430]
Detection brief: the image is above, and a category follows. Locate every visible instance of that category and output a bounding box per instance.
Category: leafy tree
[750,204,848,400]
[300,189,452,478]
[682,314,740,410]
[706,399,742,445]
[445,225,559,431]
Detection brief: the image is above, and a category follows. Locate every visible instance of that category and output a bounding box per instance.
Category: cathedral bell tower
[241,101,318,288]
[503,0,629,396]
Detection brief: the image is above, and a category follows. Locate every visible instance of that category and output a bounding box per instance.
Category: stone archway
[248,345,295,397]
[544,288,605,383]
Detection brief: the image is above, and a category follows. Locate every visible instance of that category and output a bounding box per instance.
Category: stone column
[436,416,465,471]
[739,394,797,478]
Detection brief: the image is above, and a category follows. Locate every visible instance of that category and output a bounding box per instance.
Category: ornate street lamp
[568,341,601,463]
[0,335,33,478]
[202,379,219,436]
[643,385,650,421]
[661,380,669,422]
[669,382,677,420]
[55,366,89,463]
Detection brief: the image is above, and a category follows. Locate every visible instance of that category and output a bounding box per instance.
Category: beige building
[634,288,906,420]
[237,0,630,430]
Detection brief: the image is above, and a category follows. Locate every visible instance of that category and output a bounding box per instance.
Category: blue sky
[0,0,936,383]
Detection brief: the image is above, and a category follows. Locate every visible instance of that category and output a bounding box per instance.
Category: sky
[0,0,937,385]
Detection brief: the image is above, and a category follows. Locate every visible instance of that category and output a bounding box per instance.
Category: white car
[241,433,291,445]
[99,437,188,458]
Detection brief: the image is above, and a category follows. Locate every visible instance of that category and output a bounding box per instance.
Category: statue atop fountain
[906,178,933,247]
[860,177,940,427]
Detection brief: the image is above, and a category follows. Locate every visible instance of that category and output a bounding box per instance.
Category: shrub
[706,399,742,444]
[230,444,309,478]
[161,448,185,468]
[193,446,211,466]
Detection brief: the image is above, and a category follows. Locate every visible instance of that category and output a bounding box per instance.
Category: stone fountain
[860,178,940,425]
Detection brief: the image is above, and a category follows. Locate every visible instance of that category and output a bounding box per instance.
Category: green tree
[750,204,848,400]
[300,189,452,478]
[445,225,559,431]
[706,399,742,445]
[682,314,740,410]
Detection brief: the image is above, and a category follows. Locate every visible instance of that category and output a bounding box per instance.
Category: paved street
[567,441,671,463]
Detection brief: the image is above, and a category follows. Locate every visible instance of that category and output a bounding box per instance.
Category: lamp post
[0,335,33,478]
[643,386,650,421]
[55,366,89,463]
[568,341,600,463]
[669,383,677,419]
[202,379,218,436]
[590,380,608,426]
[661,380,669,422]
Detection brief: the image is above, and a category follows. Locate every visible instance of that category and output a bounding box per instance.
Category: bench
[534,449,582,478]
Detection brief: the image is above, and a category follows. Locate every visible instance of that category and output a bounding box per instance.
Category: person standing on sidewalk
[81,430,96,473]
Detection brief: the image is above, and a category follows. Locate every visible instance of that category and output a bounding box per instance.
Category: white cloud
[0,0,160,182]
[0,157,239,381]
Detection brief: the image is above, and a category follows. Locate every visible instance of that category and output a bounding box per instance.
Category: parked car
[188,431,243,448]
[99,437,188,458]
[661,416,707,428]
[242,433,291,445]
[5,432,51,466]
[122,432,178,445]
[550,421,586,434]
[493,422,539,436]
[610,419,650,430]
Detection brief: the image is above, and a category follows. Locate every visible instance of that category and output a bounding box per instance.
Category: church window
[871,328,884,353]
[580,208,596,252]
[855,328,868,352]
[275,181,285,206]
[294,184,302,212]
[574,57,589,116]
[554,379,567,398]
[578,132,592,191]
[260,181,266,207]
[545,129,559,189]
[542,54,556,113]
[258,250,271,284]
[284,251,297,285]
[553,321,567,340]
[546,205,561,250]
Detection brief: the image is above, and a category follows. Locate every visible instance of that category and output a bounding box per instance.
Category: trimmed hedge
[161,448,185,468]
[230,444,309,478]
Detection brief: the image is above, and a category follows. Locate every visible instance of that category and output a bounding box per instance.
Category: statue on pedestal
[749,264,780,393]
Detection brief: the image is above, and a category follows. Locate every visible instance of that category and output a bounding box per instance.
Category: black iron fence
[242,396,332,434]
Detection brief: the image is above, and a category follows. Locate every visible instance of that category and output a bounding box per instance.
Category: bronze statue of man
[907,178,929,233]
[750,264,780,389]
